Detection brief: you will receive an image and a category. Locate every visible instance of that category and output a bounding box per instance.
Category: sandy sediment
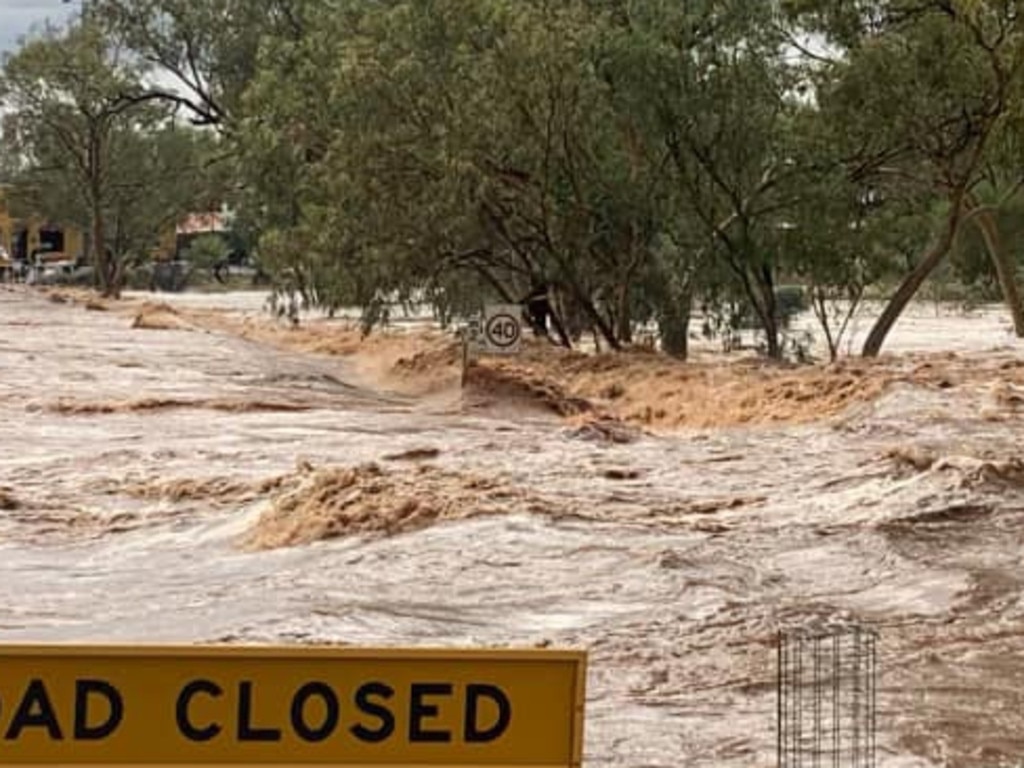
[109,298,881,426]
[45,289,1024,432]
[244,463,562,550]
[462,362,593,416]
[883,445,1024,489]
[97,475,292,504]
[0,501,160,541]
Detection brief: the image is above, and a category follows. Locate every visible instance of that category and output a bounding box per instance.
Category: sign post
[0,644,586,768]
[460,315,483,389]
[459,306,523,388]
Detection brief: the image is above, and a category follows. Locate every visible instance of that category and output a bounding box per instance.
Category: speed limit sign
[482,304,523,354]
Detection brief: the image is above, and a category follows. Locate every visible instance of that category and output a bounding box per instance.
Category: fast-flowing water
[2,286,1023,767]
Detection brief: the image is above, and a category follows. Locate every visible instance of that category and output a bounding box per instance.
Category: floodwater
[2,286,1024,768]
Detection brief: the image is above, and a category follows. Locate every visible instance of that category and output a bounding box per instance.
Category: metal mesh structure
[778,625,878,768]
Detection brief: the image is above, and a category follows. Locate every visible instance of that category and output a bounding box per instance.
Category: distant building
[0,185,85,266]
[173,205,248,267]
[176,208,230,237]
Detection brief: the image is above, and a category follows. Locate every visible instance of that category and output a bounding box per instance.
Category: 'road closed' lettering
[174,680,511,746]
[0,677,513,749]
[0,679,124,742]
[0,648,584,768]
[465,684,511,743]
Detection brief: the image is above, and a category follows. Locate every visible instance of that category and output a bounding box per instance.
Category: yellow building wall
[0,186,84,261]
[64,228,85,259]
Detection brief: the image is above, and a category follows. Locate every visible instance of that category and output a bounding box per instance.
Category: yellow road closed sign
[0,645,586,768]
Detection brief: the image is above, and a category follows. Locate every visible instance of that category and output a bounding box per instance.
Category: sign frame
[0,644,587,768]
[481,305,524,355]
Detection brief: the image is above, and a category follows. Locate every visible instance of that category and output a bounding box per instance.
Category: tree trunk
[548,289,573,349]
[87,129,114,297]
[565,282,621,351]
[616,282,633,344]
[752,266,781,359]
[586,300,620,351]
[91,200,110,296]
[110,257,127,300]
[659,289,692,360]
[548,306,573,349]
[811,290,839,362]
[968,196,1024,338]
[862,195,965,357]
[761,306,781,359]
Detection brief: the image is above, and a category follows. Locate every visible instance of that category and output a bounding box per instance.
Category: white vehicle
[0,245,12,282]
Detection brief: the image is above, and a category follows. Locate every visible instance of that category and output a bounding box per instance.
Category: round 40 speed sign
[482,305,523,354]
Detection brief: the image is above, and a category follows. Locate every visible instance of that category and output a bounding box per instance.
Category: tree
[90,0,303,130]
[793,0,1024,356]
[238,0,677,349]
[1,21,220,295]
[2,22,155,295]
[599,0,817,359]
[959,130,1024,336]
[104,125,223,272]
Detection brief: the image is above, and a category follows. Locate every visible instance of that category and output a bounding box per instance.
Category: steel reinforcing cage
[778,625,878,768]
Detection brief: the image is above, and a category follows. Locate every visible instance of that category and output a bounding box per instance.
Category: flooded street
[3,286,1024,767]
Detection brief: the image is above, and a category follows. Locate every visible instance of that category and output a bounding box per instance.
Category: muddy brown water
[3,286,1024,768]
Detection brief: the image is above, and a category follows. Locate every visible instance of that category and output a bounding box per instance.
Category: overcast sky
[0,0,74,54]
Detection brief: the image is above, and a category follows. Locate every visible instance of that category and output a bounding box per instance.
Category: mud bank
[108,292,1024,431]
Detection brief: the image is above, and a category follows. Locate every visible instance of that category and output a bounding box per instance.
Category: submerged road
[2,286,1024,767]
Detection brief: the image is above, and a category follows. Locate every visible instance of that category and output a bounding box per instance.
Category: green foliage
[182,233,231,270]
[7,0,1024,356]
[225,0,1024,357]
[90,0,294,128]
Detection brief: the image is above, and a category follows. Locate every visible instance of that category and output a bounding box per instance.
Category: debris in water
[993,382,1024,408]
[0,488,21,511]
[883,503,994,528]
[564,416,644,444]
[131,302,193,331]
[45,397,313,415]
[603,468,643,481]
[885,445,939,473]
[383,447,443,462]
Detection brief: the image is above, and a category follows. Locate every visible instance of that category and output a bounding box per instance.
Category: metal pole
[833,632,840,768]
[778,632,784,768]
[853,629,860,768]
[796,636,803,768]
[869,632,877,768]
[815,635,822,768]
